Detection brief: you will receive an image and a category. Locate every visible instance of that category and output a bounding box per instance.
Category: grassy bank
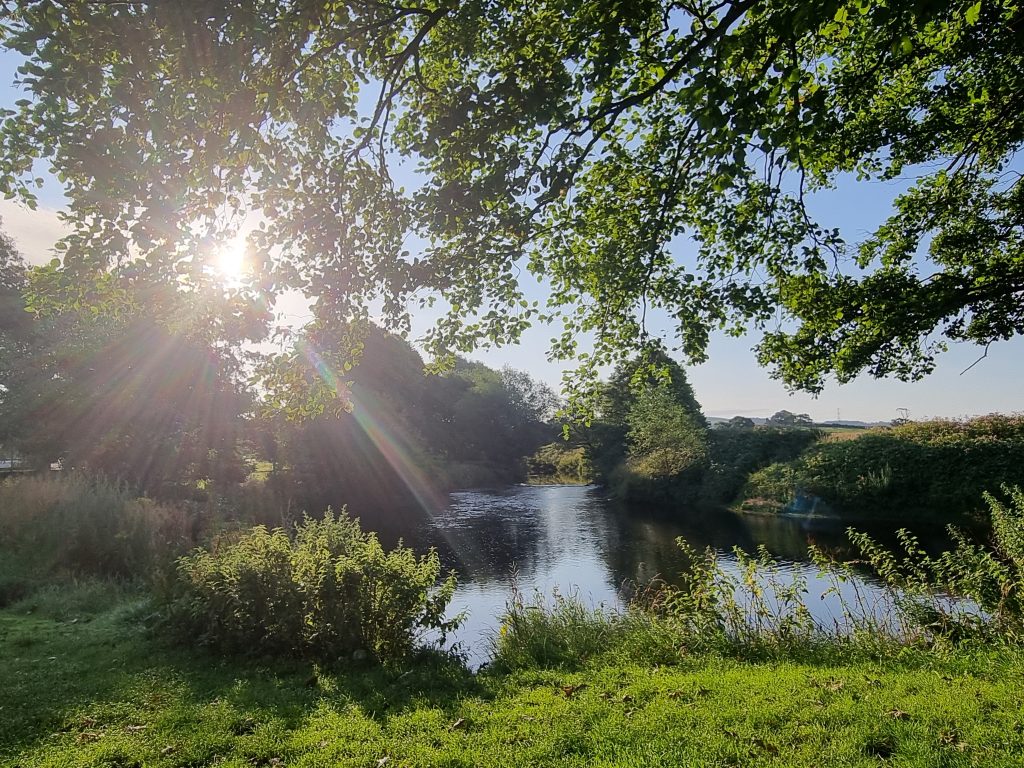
[4,584,1024,767]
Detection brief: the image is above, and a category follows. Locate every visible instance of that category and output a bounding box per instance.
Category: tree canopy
[767,410,813,427]
[1,0,1021,405]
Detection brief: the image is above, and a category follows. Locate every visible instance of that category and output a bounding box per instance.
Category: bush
[700,426,822,505]
[526,443,594,484]
[738,415,1024,519]
[0,473,194,583]
[169,510,458,661]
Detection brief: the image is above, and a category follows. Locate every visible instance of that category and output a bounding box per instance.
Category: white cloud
[0,199,68,265]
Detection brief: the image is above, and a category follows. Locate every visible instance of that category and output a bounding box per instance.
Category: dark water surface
[377,484,955,666]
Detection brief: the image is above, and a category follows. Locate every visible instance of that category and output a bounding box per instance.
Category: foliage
[169,510,458,661]
[5,2,1020,408]
[5,280,556,510]
[726,415,756,429]
[611,385,710,504]
[768,410,814,427]
[587,351,817,507]
[849,486,1024,642]
[0,256,258,494]
[700,425,822,506]
[526,442,594,484]
[253,329,559,513]
[0,473,194,583]
[739,415,1024,519]
[599,346,706,431]
[0,229,33,450]
[586,351,710,504]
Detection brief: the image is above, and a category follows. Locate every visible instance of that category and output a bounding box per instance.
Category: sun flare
[214,234,248,286]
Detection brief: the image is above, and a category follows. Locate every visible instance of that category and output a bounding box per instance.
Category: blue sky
[0,50,1020,424]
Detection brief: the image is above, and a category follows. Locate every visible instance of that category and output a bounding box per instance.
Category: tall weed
[848,485,1024,641]
[492,524,1009,671]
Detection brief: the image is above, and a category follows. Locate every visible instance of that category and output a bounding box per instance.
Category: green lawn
[3,585,1024,767]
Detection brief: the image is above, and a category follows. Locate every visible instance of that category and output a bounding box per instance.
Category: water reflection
[386,485,947,666]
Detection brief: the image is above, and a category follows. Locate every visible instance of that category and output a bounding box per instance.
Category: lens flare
[214,234,248,286]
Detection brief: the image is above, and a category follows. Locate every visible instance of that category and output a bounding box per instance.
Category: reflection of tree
[389,487,968,618]
[597,504,752,589]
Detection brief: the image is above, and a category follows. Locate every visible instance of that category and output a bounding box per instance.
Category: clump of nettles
[167,510,458,662]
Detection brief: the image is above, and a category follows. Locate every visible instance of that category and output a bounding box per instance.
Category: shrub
[0,473,194,582]
[169,510,458,661]
[526,443,594,484]
[738,415,1024,519]
[700,426,822,505]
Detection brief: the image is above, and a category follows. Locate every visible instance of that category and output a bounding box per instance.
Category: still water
[388,484,951,666]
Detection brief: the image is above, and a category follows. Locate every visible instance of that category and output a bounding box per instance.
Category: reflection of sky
[413,486,925,667]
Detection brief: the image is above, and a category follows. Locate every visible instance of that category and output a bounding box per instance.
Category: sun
[213,233,248,287]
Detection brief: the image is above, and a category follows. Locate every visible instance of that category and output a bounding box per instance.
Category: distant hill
[818,420,894,429]
[708,416,891,429]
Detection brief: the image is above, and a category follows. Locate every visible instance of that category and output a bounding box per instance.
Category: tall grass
[491,586,687,671]
[0,473,195,587]
[491,548,910,671]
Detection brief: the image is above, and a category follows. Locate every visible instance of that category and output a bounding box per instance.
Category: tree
[601,345,705,429]
[1,1,1021,405]
[1,235,260,490]
[726,416,756,429]
[768,410,813,428]
[587,348,706,493]
[10,311,255,492]
[0,223,32,451]
[626,385,709,480]
[257,330,560,513]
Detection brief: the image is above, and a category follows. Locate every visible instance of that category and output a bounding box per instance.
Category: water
[384,484,956,666]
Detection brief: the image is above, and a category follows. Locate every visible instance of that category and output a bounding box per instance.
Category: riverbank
[736,415,1024,520]
[4,583,1023,767]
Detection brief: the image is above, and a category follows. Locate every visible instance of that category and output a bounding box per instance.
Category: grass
[4,584,1024,767]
